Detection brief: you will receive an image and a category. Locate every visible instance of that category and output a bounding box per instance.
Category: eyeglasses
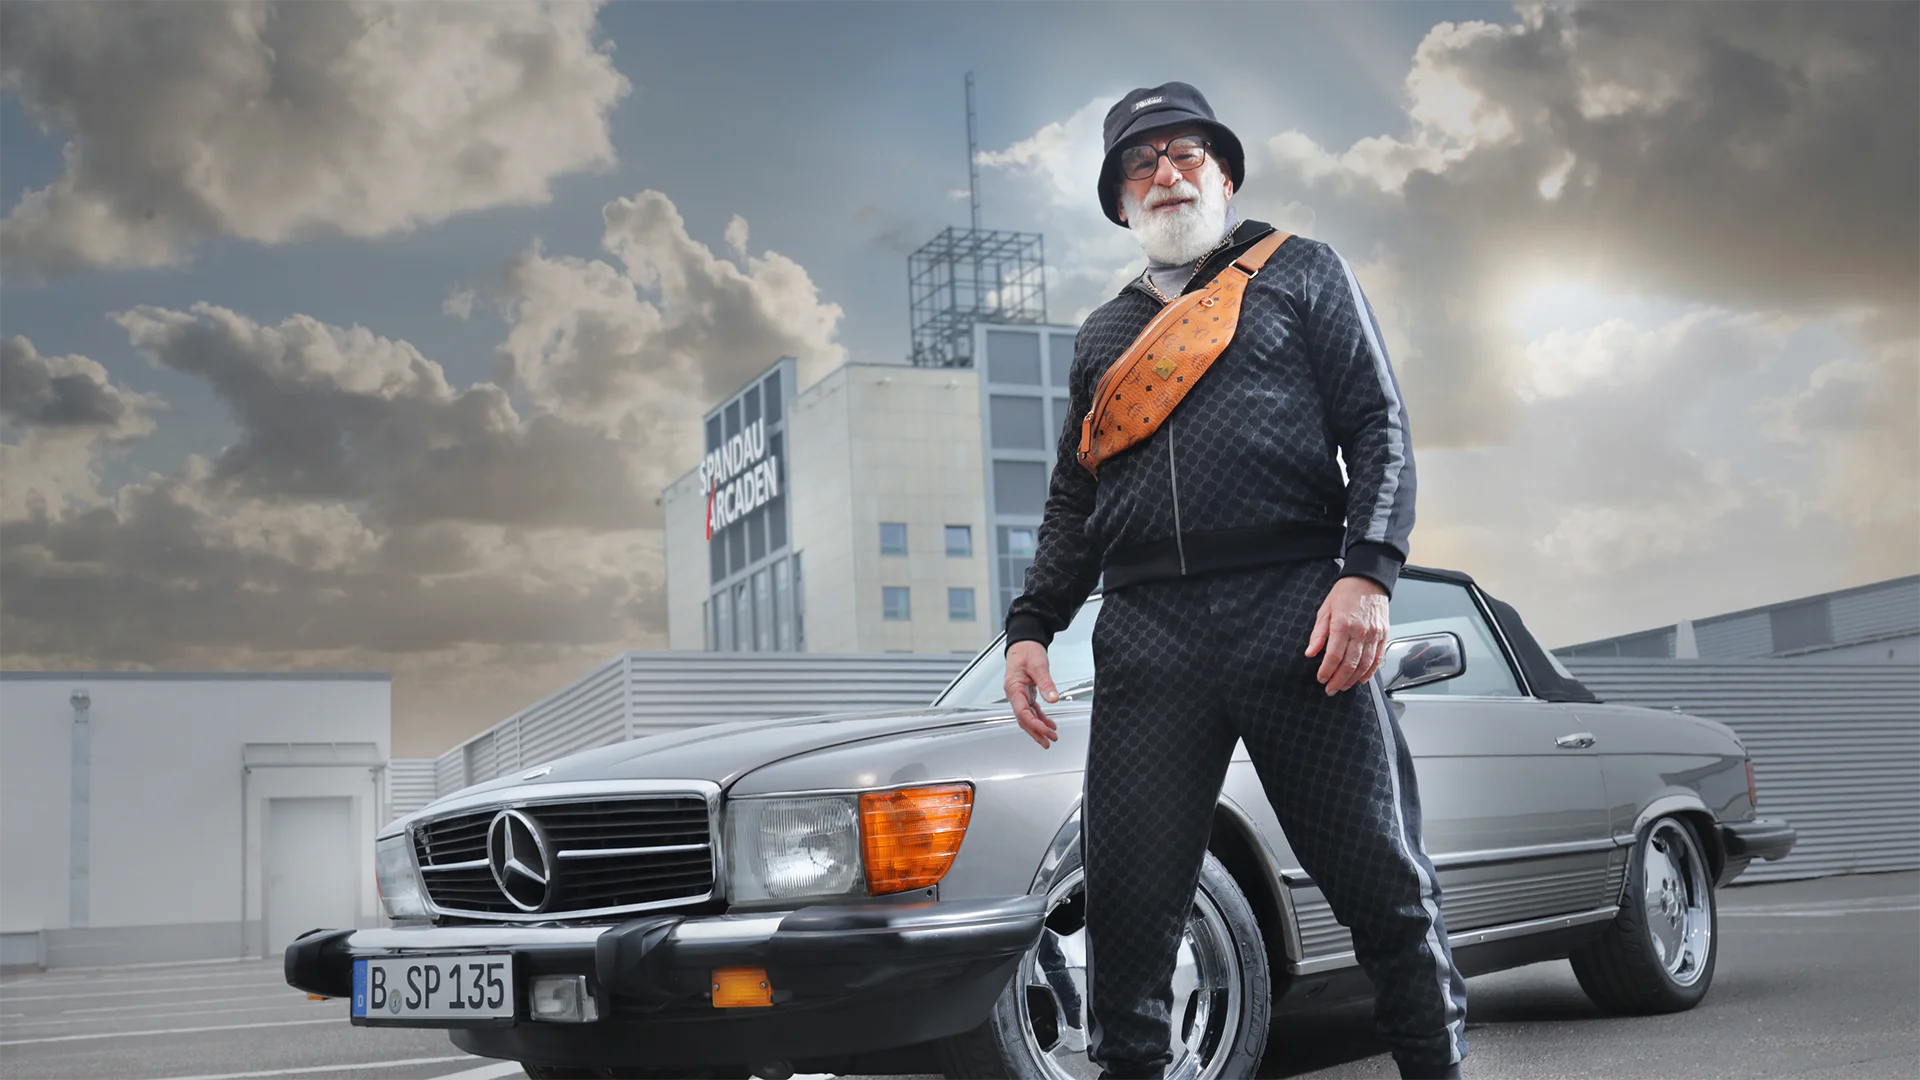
[1118,135,1212,181]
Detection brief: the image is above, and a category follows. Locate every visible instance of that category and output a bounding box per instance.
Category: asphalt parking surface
[2,871,1913,1080]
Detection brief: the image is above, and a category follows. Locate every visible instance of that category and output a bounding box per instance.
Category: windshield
[936,596,1104,707]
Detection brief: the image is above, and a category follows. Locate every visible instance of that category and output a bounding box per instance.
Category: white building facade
[664,320,1082,656]
[0,672,392,970]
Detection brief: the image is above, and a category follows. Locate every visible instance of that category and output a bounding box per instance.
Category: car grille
[412,795,715,917]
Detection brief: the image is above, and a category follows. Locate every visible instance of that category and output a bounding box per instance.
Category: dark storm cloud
[0,334,162,435]
[111,303,655,531]
[0,0,629,277]
[0,478,639,662]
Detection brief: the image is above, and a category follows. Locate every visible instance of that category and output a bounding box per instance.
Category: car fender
[1630,791,1719,838]
[1624,791,1728,888]
[1025,794,1303,967]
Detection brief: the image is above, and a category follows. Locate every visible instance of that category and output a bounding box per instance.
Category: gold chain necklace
[1140,227,1239,304]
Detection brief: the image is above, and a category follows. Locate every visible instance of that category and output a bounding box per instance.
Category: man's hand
[1004,640,1060,748]
[1306,575,1392,695]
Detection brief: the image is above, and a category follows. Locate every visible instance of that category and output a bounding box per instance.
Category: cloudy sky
[2,0,1913,756]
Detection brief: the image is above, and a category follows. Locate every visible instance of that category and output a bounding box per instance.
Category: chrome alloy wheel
[1642,818,1713,985]
[1017,865,1242,1080]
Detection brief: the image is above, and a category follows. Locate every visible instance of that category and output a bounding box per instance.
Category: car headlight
[375,833,431,919]
[726,784,973,903]
[727,795,863,902]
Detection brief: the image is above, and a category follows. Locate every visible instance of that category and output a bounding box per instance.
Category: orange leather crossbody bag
[1077,230,1292,473]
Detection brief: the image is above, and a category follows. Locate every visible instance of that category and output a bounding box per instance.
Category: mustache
[1144,178,1200,208]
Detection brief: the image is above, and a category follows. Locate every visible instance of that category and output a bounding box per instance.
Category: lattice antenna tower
[907,72,1047,368]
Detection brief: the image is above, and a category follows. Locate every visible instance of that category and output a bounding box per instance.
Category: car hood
[404,702,1013,819]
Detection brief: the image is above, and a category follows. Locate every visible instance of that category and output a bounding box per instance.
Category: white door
[267,797,356,955]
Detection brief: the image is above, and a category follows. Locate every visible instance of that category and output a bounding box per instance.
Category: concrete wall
[662,464,710,651]
[788,364,858,652]
[0,673,390,968]
[843,365,993,655]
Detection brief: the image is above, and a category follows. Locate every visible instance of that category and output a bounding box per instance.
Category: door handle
[1555,733,1597,749]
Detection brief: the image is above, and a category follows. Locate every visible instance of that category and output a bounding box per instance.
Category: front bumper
[285,894,1046,1070]
[1721,817,1798,863]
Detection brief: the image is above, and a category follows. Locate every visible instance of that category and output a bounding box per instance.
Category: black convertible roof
[1401,564,1475,585]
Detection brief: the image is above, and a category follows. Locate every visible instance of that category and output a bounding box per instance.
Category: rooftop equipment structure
[907,72,1048,368]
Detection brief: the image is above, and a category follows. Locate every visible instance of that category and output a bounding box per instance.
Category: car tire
[1570,814,1719,1015]
[935,850,1269,1080]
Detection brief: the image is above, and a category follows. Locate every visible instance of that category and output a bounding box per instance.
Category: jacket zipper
[1168,414,1188,575]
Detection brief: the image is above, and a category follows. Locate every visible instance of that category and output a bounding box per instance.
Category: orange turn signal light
[859,783,973,895]
[712,966,773,1008]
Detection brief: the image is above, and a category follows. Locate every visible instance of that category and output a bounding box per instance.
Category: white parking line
[58,992,306,1016]
[146,1054,477,1080]
[5,962,284,987]
[430,1064,526,1080]
[1720,899,1920,914]
[8,1000,327,1030]
[0,979,293,1003]
[0,1016,340,1046]
[1723,897,1920,917]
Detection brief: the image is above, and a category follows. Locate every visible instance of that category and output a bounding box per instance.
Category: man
[1001,82,1468,1080]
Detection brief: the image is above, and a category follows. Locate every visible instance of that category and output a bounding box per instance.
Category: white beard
[1121,159,1231,265]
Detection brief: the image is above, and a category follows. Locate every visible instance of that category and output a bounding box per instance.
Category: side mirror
[1382,632,1465,693]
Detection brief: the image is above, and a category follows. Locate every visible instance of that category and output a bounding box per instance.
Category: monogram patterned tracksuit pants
[1079,558,1470,1076]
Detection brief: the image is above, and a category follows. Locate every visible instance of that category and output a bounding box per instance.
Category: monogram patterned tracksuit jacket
[1005,220,1469,1075]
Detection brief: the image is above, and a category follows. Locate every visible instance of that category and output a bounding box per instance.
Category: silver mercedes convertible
[285,565,1796,1080]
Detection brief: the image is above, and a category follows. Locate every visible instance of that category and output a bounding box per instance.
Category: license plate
[352,955,514,1021]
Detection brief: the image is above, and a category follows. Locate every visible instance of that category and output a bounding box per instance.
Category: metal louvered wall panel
[622,653,972,737]
[1564,659,1920,883]
[1830,577,1920,644]
[429,652,972,803]
[463,730,498,787]
[435,750,467,800]
[518,655,629,772]
[388,759,440,823]
[1691,615,1773,659]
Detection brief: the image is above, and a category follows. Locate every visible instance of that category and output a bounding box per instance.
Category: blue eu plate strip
[352,960,368,1017]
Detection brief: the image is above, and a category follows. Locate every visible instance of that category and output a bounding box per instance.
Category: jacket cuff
[1004,612,1054,653]
[1339,541,1404,597]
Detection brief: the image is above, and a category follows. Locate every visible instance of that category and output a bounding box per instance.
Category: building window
[764,370,783,422]
[1006,527,1037,557]
[883,586,912,621]
[949,588,976,622]
[792,553,806,651]
[990,395,1047,449]
[986,329,1042,385]
[992,461,1049,515]
[773,558,793,651]
[753,569,773,652]
[946,525,973,557]
[714,590,734,652]
[880,522,908,556]
[1048,333,1077,386]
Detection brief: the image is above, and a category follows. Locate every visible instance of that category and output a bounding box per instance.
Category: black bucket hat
[1098,81,1245,227]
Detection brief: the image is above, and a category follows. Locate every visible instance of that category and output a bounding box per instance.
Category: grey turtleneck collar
[1143,203,1240,298]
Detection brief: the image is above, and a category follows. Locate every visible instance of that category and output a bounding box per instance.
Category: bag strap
[1227,228,1290,279]
[1076,229,1292,473]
